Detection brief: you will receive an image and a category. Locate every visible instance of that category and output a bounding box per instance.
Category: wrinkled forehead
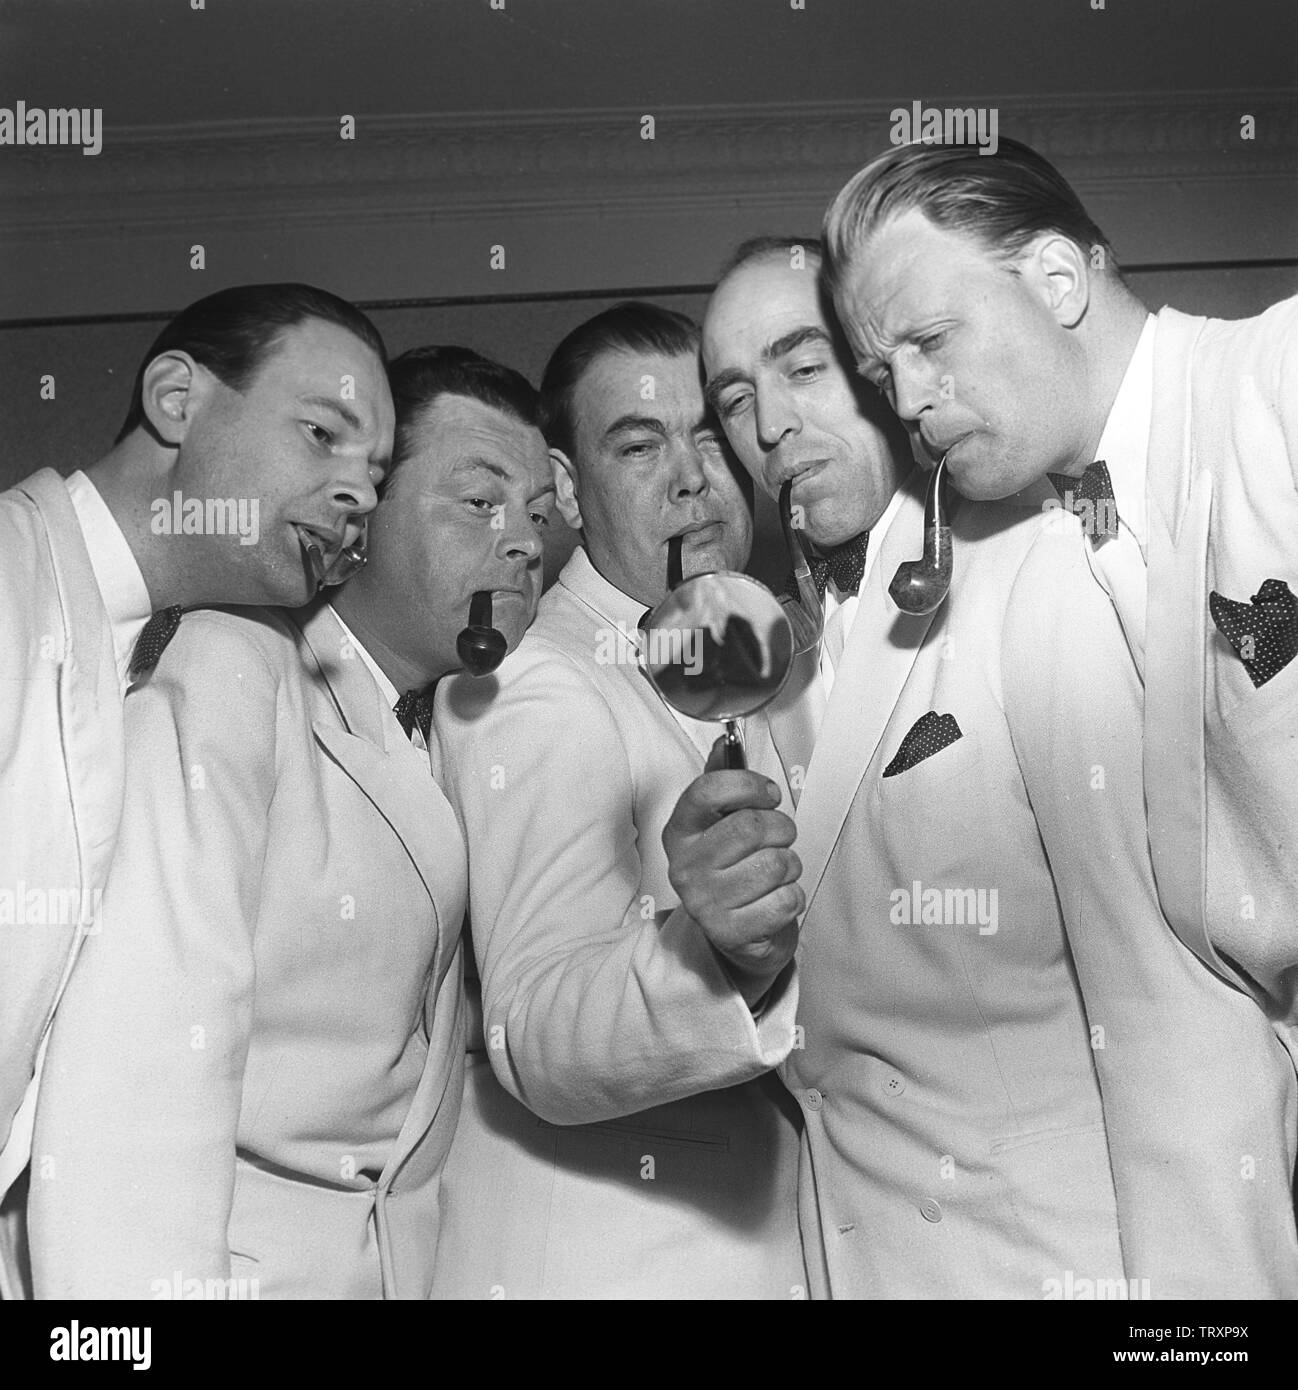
[703,257,829,369]
[573,347,705,428]
[834,212,1003,353]
[408,394,549,486]
[252,319,394,438]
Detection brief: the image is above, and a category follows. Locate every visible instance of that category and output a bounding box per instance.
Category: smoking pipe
[456,590,508,676]
[296,522,370,591]
[667,533,684,593]
[888,456,953,616]
[777,480,825,655]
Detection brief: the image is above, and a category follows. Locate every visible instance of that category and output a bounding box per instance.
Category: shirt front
[64,470,152,689]
[819,482,908,696]
[1094,313,1155,559]
[569,545,724,758]
[1079,313,1156,671]
[329,606,428,752]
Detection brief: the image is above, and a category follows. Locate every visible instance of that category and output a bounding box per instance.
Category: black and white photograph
[1,0,1295,1352]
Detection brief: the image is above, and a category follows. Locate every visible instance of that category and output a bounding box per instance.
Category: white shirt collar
[559,545,747,757]
[1093,313,1156,555]
[561,544,650,631]
[823,481,908,611]
[63,470,152,688]
[329,606,401,709]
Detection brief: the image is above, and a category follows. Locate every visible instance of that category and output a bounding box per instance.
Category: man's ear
[550,448,583,531]
[1023,233,1090,330]
[139,351,208,446]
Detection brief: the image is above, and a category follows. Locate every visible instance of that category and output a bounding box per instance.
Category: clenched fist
[662,735,804,1004]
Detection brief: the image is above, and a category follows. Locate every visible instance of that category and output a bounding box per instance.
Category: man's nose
[669,439,709,498]
[754,383,800,449]
[891,359,940,423]
[495,505,544,562]
[330,457,380,519]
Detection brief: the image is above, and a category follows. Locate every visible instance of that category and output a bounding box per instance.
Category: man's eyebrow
[602,413,666,440]
[299,395,362,431]
[528,483,558,504]
[452,456,510,481]
[703,369,745,412]
[763,326,831,362]
[703,326,834,411]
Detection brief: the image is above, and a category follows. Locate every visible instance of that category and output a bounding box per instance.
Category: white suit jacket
[429,546,805,1299]
[771,470,1125,1299]
[1003,517,1298,1298]
[1137,299,1298,1043]
[29,600,467,1299]
[0,469,122,1160]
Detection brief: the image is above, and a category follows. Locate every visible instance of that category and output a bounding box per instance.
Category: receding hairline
[713,239,824,296]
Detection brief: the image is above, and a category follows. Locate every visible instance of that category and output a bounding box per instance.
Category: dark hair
[540,301,700,460]
[115,282,386,444]
[822,137,1115,297]
[717,235,824,282]
[387,345,541,474]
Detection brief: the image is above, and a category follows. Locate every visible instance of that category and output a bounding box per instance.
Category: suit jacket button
[882,1073,906,1097]
[805,1088,824,1111]
[920,1198,943,1223]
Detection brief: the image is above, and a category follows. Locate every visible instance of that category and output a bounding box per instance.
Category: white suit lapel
[1143,309,1245,991]
[795,474,936,915]
[764,648,825,807]
[293,602,454,920]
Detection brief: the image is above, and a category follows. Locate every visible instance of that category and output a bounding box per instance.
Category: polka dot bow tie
[1208,578,1298,688]
[785,530,870,602]
[1047,459,1120,546]
[129,605,185,677]
[393,687,435,742]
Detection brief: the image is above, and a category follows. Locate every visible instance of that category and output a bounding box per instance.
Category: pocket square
[883,711,963,777]
[1208,578,1298,688]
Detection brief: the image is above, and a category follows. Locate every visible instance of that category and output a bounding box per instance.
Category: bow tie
[786,531,869,602]
[1209,578,1298,688]
[1047,459,1120,546]
[393,686,435,742]
[129,605,186,676]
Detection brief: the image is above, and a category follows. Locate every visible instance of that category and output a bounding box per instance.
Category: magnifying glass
[640,571,795,769]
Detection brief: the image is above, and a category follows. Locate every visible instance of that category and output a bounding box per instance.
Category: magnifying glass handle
[722,720,747,770]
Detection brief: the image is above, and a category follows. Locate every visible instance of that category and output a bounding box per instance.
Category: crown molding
[3,89,1294,234]
[0,89,1293,318]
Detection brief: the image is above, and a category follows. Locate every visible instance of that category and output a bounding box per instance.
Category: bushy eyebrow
[452,456,510,481]
[603,413,667,441]
[704,325,833,410]
[299,395,362,431]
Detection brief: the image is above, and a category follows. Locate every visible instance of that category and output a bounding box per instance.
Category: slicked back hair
[115,282,386,444]
[386,344,541,481]
[540,301,700,461]
[822,137,1116,299]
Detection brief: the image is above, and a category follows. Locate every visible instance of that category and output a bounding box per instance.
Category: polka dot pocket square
[1209,578,1298,688]
[882,711,963,778]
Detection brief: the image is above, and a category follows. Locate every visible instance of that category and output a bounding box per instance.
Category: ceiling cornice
[1,88,1294,318]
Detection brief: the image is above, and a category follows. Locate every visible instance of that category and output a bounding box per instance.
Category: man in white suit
[823,138,1298,1062]
[431,303,806,1299]
[28,347,555,1298]
[0,283,391,1296]
[702,237,1298,1297]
